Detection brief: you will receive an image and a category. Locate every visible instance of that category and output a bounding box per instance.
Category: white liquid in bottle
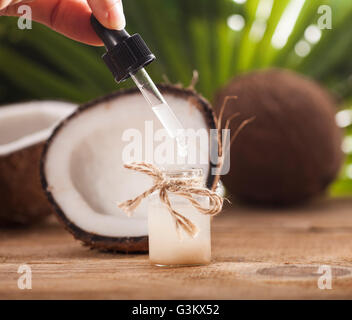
[148,169,211,266]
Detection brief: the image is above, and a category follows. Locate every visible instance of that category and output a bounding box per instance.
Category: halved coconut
[0,101,76,226]
[41,85,218,252]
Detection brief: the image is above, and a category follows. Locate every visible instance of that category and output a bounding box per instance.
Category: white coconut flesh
[0,101,76,156]
[44,91,213,238]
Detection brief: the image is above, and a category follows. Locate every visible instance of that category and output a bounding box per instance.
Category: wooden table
[1,198,352,299]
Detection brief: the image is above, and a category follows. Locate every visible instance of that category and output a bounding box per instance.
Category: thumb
[87,0,125,30]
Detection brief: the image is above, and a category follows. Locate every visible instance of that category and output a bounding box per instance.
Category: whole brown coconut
[215,69,343,206]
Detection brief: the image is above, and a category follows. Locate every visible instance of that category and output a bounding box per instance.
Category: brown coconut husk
[0,142,52,226]
[0,101,76,226]
[215,69,343,206]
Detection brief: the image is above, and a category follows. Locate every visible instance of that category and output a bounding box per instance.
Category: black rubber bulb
[90,14,155,83]
[90,15,130,50]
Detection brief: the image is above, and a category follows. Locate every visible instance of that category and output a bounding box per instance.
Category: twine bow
[118,162,223,238]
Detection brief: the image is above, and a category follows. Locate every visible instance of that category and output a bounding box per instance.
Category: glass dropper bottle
[90,16,187,156]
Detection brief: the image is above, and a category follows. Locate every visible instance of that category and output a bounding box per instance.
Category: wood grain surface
[1,197,352,299]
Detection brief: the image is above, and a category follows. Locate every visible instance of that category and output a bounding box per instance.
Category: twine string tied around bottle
[118,162,223,238]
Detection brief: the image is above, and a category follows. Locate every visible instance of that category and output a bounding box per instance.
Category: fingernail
[108,1,126,30]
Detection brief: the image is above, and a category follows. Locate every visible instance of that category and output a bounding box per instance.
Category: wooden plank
[1,197,352,299]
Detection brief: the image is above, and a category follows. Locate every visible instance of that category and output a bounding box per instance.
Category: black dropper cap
[90,15,155,83]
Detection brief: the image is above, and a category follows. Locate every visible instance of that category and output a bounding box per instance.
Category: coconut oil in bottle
[148,168,211,266]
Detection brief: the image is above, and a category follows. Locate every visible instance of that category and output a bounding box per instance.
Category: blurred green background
[0,0,351,194]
